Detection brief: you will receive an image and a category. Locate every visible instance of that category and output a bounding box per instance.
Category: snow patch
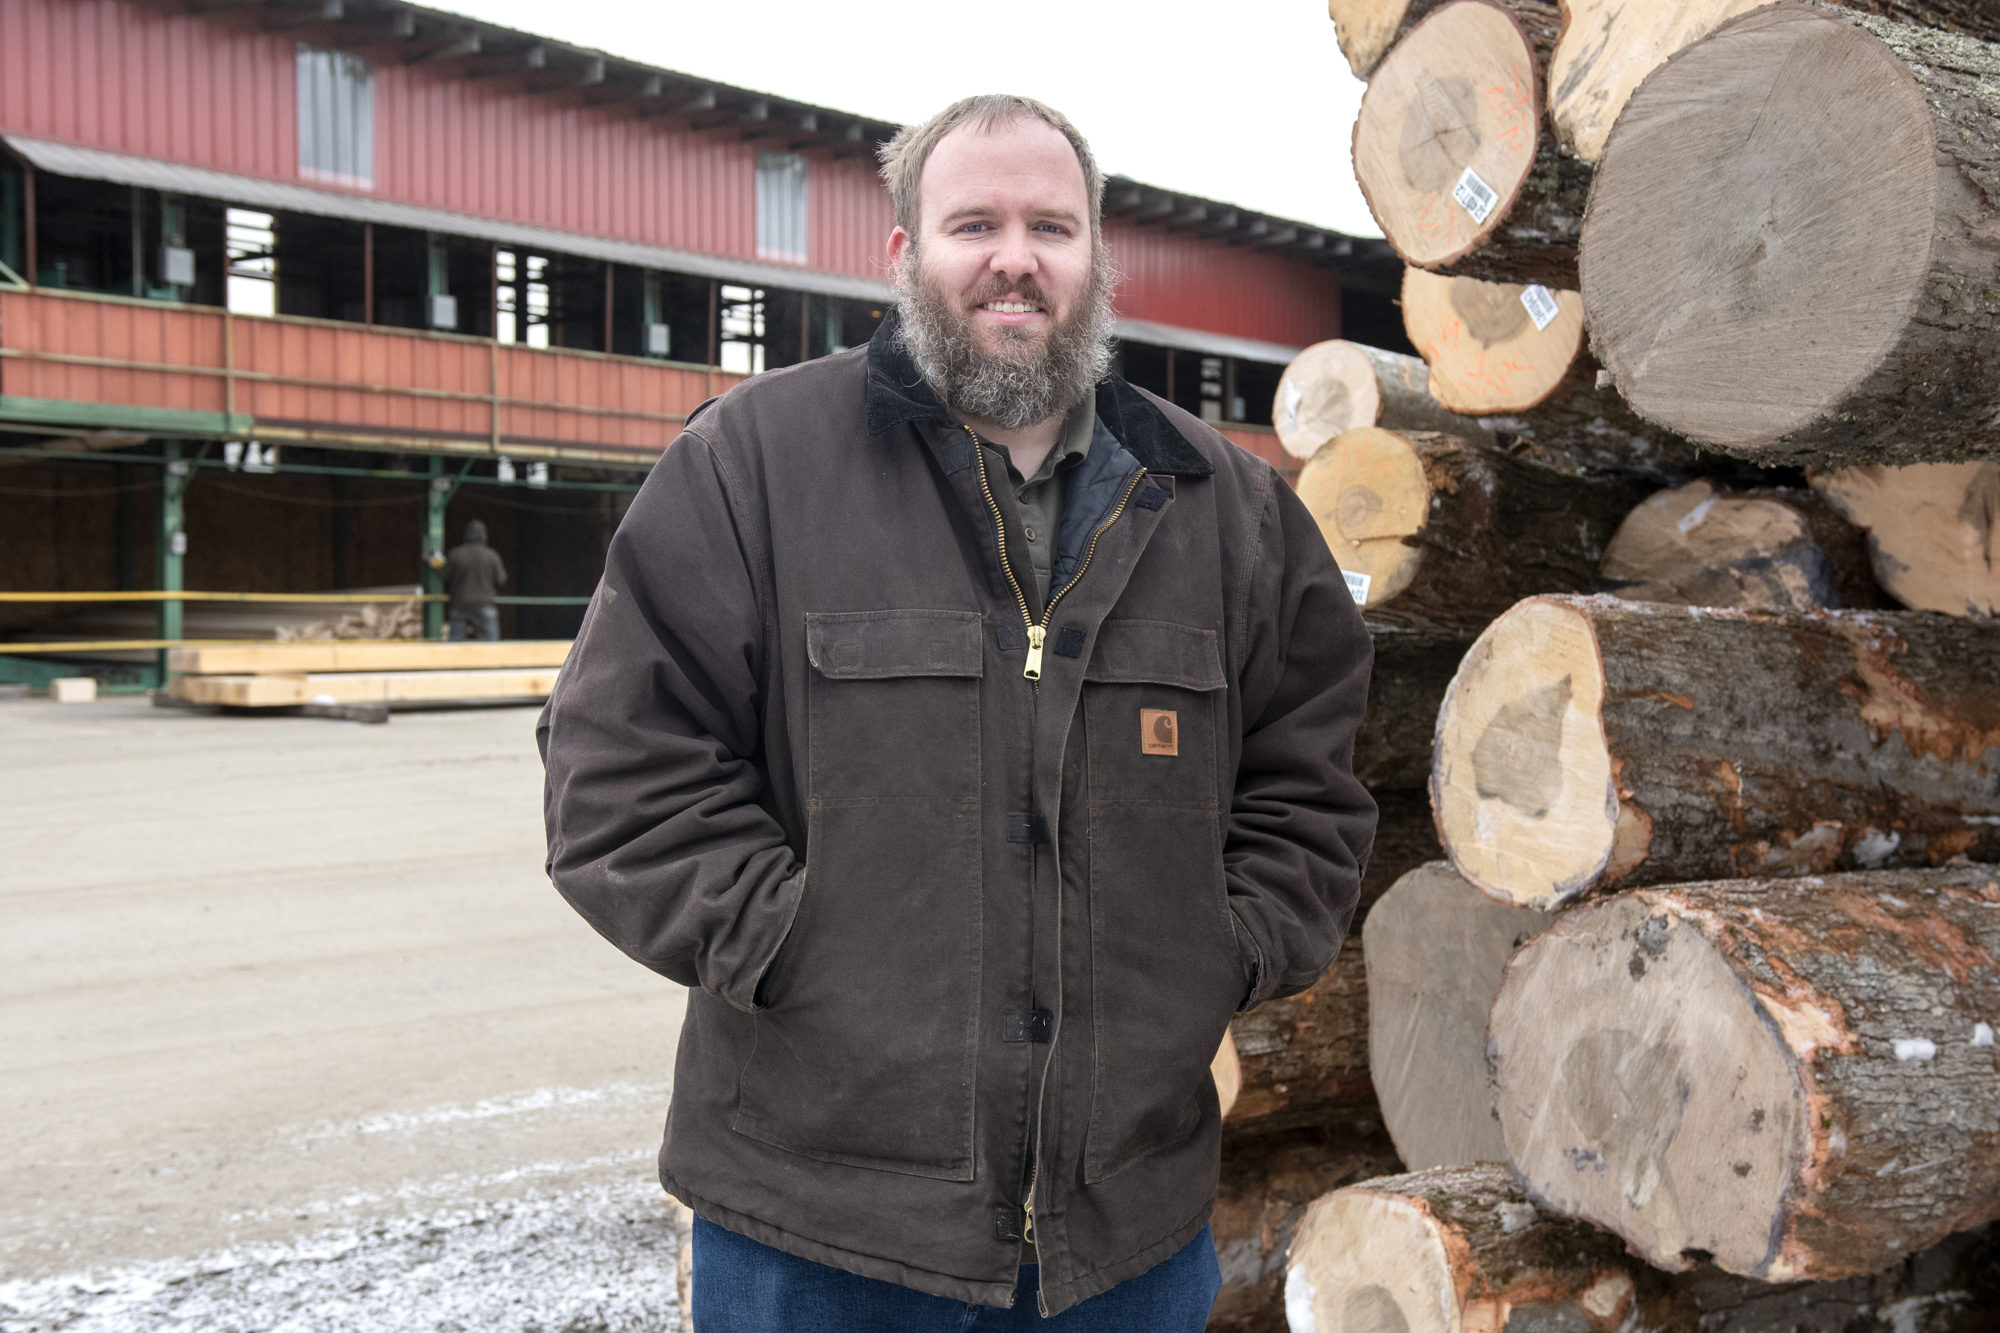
[1496,1201,1538,1234]
[1973,1023,1994,1047]
[1675,496,1716,534]
[1893,1038,1937,1062]
[1284,1265,1317,1333]
[294,1081,667,1143]
[1852,828,1901,869]
[0,1178,682,1333]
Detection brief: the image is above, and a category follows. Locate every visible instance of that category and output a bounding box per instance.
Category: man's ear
[887,226,911,268]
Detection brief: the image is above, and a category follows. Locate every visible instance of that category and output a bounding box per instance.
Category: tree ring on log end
[1273,341,1385,459]
[1432,597,1615,909]
[1353,0,1541,270]
[1580,5,1936,451]
[1402,267,1585,414]
[1492,894,1805,1276]
[1290,1189,1458,1333]
[1297,427,1431,606]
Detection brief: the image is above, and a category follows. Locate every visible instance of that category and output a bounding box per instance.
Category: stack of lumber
[164,640,569,710]
[1206,2,2000,1327]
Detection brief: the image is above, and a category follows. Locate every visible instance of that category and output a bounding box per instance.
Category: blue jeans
[446,606,500,641]
[689,1217,1220,1332]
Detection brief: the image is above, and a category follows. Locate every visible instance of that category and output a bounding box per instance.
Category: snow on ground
[0,1178,681,1333]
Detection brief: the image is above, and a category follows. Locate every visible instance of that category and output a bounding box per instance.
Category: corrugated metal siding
[1107,222,1342,349]
[0,288,738,458]
[2,0,1345,350]
[0,0,294,180]
[809,155,895,279]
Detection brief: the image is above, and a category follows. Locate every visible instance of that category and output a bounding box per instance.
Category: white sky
[428,0,1382,239]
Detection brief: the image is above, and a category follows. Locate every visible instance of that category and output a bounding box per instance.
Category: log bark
[1599,478,1887,611]
[1552,0,2000,161]
[1479,357,1705,481]
[1272,340,1488,460]
[1355,630,1471,790]
[1295,428,1645,643]
[1287,1162,2000,1332]
[1811,462,2000,615]
[1224,789,1442,1134]
[1490,868,2000,1281]
[1581,3,2000,467]
[1400,266,1585,414]
[1209,1123,1404,1332]
[1354,0,1592,288]
[1364,863,1554,1170]
[1431,594,2000,910]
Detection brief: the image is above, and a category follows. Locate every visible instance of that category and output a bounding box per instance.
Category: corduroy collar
[864,310,1215,478]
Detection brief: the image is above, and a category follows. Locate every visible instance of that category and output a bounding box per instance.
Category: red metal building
[0,0,1400,683]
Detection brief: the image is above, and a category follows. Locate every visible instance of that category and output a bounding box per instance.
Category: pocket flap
[1084,619,1225,691]
[807,610,985,680]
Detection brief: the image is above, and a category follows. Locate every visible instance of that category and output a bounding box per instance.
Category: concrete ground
[0,693,688,1332]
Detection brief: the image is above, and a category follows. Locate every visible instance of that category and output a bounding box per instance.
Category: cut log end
[1432,597,1615,910]
[1812,462,2000,616]
[1550,0,1773,161]
[1401,267,1585,414]
[1354,0,1542,270]
[1328,0,1419,78]
[1296,427,1431,606]
[1491,893,1804,1277]
[1600,479,1835,611]
[1290,1187,1462,1333]
[1273,341,1385,459]
[1581,5,1941,453]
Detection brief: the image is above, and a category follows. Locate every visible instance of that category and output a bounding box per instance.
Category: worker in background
[442,519,505,641]
[539,94,1375,1329]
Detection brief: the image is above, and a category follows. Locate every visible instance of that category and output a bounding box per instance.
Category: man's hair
[878,94,1104,240]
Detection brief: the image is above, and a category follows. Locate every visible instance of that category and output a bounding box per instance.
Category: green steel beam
[157,441,188,676]
[423,455,447,639]
[0,654,160,695]
[0,166,20,279]
[0,395,248,437]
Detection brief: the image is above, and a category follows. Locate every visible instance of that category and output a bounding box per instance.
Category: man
[441,519,505,641]
[539,95,1375,1328]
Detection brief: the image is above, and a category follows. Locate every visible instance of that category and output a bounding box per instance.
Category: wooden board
[170,667,561,707]
[168,640,573,675]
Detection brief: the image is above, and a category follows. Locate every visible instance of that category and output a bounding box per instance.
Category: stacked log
[1599,478,1888,611]
[1287,1163,2000,1332]
[1489,868,2000,1280]
[1580,3,2000,466]
[1213,6,2000,1327]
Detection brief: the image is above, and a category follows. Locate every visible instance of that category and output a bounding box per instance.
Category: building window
[298,45,374,189]
[755,152,808,264]
[225,208,277,316]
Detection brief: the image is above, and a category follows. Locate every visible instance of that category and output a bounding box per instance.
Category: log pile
[1204,3,2000,1327]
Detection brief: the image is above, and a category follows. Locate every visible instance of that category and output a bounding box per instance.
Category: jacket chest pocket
[1080,619,1241,1183]
[731,609,984,1180]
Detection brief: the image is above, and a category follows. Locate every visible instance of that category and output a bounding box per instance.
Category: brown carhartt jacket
[538,317,1376,1315]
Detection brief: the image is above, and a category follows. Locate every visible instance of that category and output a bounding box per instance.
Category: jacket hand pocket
[731,610,984,1181]
[1078,619,1240,1183]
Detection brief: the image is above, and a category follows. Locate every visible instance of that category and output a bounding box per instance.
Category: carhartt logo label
[1141,709,1178,756]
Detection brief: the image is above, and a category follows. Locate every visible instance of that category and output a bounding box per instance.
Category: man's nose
[988,223,1038,278]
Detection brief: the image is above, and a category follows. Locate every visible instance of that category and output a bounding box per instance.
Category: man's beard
[893,244,1118,431]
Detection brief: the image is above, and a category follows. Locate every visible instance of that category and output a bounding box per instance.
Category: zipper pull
[1023,625,1046,681]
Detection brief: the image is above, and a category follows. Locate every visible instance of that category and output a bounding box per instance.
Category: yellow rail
[0,638,420,653]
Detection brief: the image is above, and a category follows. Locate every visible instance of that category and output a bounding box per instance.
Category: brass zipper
[966,425,1149,682]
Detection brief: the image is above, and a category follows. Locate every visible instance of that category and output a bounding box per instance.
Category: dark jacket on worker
[537,315,1376,1315]
[443,520,507,609]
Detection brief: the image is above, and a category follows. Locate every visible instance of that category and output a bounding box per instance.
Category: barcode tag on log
[1344,570,1372,606]
[1452,167,1499,224]
[1520,284,1560,331]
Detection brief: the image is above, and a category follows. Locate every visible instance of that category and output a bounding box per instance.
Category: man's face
[889,118,1115,431]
